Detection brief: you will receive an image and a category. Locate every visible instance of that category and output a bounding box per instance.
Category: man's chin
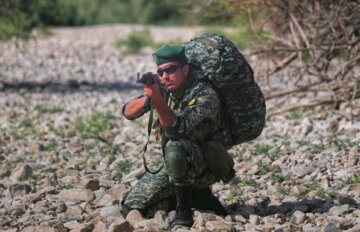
[167,85,175,91]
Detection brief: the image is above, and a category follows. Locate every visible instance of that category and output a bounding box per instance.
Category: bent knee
[165,141,189,181]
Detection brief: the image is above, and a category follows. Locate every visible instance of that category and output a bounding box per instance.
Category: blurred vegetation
[0,0,183,40]
[114,28,183,54]
[114,29,156,54]
[0,0,271,45]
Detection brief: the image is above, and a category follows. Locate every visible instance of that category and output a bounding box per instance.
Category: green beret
[153,45,187,65]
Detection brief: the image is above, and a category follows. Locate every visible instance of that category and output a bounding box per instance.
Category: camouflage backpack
[183,33,266,148]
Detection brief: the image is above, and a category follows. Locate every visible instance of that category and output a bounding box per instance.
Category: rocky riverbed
[0,24,359,232]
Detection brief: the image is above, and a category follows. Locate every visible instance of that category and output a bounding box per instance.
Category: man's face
[157,61,189,91]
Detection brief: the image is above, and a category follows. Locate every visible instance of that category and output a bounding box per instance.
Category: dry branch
[252,0,359,115]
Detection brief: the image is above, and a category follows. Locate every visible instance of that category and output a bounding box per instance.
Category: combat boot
[170,186,194,228]
[192,187,228,216]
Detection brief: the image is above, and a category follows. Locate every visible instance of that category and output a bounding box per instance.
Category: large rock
[94,193,116,207]
[70,224,93,232]
[0,165,10,178]
[292,164,316,178]
[249,214,260,225]
[27,142,43,153]
[96,205,122,218]
[106,184,128,202]
[109,218,134,232]
[8,183,32,197]
[193,212,219,229]
[59,188,95,202]
[205,221,232,232]
[152,210,169,229]
[290,211,306,225]
[10,164,33,181]
[80,178,99,191]
[126,209,144,225]
[8,203,26,217]
[338,195,357,206]
[328,204,349,216]
[92,222,106,232]
[322,222,341,232]
[348,146,359,166]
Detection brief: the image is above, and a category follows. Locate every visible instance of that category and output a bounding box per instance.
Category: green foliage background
[0,0,242,40]
[0,0,165,39]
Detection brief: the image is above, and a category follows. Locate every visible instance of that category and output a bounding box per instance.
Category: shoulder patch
[188,98,196,106]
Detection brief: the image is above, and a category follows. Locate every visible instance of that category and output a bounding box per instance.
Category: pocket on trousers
[201,140,235,182]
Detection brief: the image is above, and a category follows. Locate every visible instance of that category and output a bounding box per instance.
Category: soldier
[122,45,234,228]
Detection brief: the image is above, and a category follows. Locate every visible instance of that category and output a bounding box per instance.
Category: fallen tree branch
[266,53,297,77]
[267,100,335,119]
[332,55,360,80]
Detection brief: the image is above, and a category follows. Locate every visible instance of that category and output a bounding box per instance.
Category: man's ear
[182,64,190,76]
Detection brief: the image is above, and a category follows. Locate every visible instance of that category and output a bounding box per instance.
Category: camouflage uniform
[122,75,222,216]
[122,35,266,219]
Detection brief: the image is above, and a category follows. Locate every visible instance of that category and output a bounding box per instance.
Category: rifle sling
[142,104,164,174]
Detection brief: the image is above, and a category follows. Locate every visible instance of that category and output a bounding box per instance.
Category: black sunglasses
[157,65,182,76]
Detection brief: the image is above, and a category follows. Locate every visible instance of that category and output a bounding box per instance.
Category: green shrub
[76,112,116,140]
[270,173,287,185]
[114,29,155,54]
[112,159,133,181]
[0,20,18,40]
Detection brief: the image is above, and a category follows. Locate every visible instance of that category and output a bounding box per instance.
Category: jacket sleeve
[121,95,151,120]
[122,82,169,120]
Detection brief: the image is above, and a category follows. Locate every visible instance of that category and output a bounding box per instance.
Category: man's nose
[161,73,170,80]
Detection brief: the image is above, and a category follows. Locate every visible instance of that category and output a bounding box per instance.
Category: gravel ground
[0,24,359,232]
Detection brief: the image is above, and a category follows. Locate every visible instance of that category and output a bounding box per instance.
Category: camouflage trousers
[123,139,219,216]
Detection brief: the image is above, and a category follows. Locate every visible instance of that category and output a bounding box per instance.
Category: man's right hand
[144,77,162,103]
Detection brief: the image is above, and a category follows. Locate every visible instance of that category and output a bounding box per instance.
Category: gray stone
[94,193,116,207]
[0,165,10,178]
[338,195,357,206]
[22,226,37,232]
[328,205,349,216]
[63,220,81,230]
[80,178,99,191]
[302,223,319,232]
[290,210,306,225]
[56,202,67,213]
[70,223,94,232]
[153,210,169,229]
[9,203,26,216]
[106,184,128,202]
[348,183,360,191]
[92,222,106,232]
[59,188,95,202]
[97,205,122,218]
[348,146,359,166]
[293,164,316,178]
[249,214,260,225]
[109,219,134,232]
[234,215,247,223]
[326,216,346,225]
[9,183,32,197]
[11,164,33,180]
[126,209,144,226]
[205,221,232,232]
[322,223,341,232]
[66,205,83,218]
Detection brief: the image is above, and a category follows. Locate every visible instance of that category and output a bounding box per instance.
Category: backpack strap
[203,78,234,146]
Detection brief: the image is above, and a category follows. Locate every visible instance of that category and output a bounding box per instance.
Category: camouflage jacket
[160,75,222,142]
[123,75,223,143]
